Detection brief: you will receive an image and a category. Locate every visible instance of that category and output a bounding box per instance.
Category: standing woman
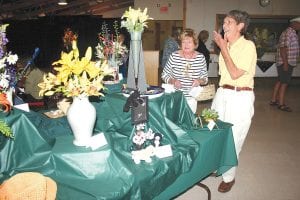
[212,10,257,192]
[161,27,181,68]
[196,30,210,70]
[161,28,208,113]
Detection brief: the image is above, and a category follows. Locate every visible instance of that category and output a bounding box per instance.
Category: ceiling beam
[0,0,56,12]
[0,0,133,20]
[90,2,133,15]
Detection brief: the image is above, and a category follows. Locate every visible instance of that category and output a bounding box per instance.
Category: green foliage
[0,120,13,139]
[201,108,219,122]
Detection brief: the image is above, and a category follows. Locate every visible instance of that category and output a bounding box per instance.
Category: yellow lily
[38,40,113,97]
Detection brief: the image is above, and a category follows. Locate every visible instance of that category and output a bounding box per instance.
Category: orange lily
[0,93,12,112]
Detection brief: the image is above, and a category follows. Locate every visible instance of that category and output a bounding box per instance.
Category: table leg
[196,182,211,200]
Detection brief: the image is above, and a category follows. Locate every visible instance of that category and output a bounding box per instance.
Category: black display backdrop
[3,16,124,70]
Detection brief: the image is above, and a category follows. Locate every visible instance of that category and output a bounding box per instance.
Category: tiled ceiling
[0,0,134,20]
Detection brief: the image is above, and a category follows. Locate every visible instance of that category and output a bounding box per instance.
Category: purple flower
[0,32,9,58]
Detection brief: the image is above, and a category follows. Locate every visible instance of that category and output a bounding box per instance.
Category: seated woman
[15,56,46,107]
[161,28,208,113]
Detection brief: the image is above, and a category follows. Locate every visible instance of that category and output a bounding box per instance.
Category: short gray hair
[227,10,250,35]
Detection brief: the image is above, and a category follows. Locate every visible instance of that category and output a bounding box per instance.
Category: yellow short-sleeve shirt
[218,36,257,88]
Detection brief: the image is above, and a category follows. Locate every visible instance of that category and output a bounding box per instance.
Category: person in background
[117,33,129,79]
[161,28,208,113]
[16,56,46,104]
[269,17,300,112]
[161,27,181,68]
[212,10,257,193]
[196,30,210,70]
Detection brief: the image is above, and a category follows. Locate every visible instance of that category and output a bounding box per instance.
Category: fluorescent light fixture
[58,0,68,6]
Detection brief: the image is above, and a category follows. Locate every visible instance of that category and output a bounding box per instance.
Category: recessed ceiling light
[259,0,271,7]
[58,0,68,6]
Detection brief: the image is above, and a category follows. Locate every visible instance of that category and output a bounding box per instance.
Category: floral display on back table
[62,28,78,53]
[0,23,17,139]
[95,21,128,83]
[0,23,19,110]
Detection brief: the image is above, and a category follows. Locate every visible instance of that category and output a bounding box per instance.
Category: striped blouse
[161,51,208,97]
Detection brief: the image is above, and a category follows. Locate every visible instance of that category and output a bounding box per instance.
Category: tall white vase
[67,96,96,146]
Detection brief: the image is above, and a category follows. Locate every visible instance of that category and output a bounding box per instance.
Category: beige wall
[186,0,300,51]
[101,0,184,20]
[101,0,300,75]
[135,0,184,20]
[113,0,298,51]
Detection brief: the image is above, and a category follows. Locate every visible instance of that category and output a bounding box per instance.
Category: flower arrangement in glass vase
[121,7,153,92]
[95,21,128,84]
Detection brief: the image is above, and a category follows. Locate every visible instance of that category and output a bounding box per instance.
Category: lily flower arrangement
[38,41,113,98]
[121,7,153,32]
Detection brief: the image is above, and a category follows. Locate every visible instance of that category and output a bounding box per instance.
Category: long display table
[0,92,237,199]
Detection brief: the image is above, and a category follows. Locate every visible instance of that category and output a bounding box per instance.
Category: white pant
[211,87,255,182]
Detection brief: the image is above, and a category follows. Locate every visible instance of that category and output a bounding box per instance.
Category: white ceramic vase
[67,96,96,146]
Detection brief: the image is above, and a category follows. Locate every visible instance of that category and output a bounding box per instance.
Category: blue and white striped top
[161,51,208,97]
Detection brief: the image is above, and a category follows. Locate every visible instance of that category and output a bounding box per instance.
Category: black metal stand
[196,182,211,200]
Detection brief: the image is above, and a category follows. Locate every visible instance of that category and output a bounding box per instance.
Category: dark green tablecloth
[0,91,237,199]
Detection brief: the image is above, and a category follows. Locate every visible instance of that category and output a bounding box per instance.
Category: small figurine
[132,130,146,149]
[131,145,155,164]
[145,128,154,140]
[153,133,162,148]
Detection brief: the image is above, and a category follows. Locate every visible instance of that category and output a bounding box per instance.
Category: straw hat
[290,17,300,23]
[0,172,57,200]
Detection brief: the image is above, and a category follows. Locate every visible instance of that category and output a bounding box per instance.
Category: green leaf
[201,108,219,121]
[0,120,14,139]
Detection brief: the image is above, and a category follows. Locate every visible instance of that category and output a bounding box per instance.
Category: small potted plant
[201,108,219,123]
[194,108,219,129]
